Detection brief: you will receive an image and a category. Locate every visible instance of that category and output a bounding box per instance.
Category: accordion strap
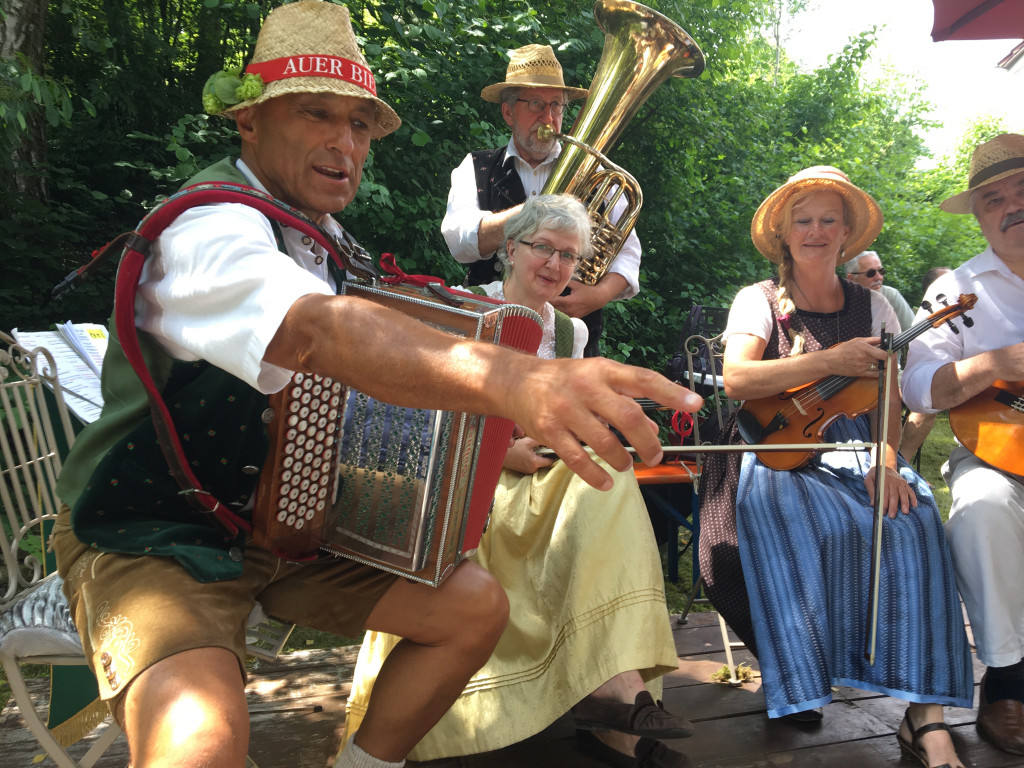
[112,182,367,537]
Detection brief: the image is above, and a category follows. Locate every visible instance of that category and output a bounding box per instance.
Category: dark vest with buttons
[56,158,345,582]
[466,147,527,286]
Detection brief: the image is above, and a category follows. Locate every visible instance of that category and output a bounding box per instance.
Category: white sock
[333,736,405,768]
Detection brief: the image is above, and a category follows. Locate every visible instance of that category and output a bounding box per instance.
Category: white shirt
[472,281,588,359]
[724,283,900,345]
[440,138,641,300]
[136,159,338,394]
[902,246,1024,413]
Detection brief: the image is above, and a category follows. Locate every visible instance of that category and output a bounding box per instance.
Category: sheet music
[57,321,108,377]
[10,325,106,424]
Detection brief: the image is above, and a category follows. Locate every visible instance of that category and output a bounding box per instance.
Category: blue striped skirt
[736,415,973,718]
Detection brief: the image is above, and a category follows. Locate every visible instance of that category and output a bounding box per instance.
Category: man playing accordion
[50,3,700,768]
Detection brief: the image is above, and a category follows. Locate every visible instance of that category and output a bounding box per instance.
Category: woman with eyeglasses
[346,195,694,768]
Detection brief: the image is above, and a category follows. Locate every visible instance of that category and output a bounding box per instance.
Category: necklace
[790,277,844,346]
[791,276,842,314]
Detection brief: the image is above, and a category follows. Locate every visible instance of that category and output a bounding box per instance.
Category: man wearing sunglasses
[844,250,915,332]
[441,44,643,357]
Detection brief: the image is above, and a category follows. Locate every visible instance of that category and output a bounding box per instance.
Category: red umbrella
[931,0,1024,41]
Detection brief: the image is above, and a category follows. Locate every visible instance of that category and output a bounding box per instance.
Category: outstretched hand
[507,356,704,490]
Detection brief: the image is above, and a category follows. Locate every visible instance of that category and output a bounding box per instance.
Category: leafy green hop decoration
[202,67,264,114]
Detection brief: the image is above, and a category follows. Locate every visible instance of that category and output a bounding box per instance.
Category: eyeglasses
[518,240,582,266]
[849,267,886,278]
[516,98,567,115]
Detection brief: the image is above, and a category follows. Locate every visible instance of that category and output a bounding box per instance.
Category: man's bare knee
[124,647,249,767]
[442,562,509,650]
[368,562,508,651]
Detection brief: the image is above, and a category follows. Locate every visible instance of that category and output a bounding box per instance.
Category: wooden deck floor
[2,610,1021,768]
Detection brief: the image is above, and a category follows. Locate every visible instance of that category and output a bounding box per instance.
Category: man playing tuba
[440,44,643,358]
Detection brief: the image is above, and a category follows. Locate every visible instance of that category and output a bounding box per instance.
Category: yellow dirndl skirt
[345,457,678,760]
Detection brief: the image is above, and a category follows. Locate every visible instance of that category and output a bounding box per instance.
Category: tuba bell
[540,0,705,285]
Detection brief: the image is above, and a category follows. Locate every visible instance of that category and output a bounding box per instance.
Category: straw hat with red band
[750,165,883,265]
[941,133,1024,214]
[205,0,400,139]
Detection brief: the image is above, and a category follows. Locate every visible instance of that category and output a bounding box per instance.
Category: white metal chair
[679,330,746,684]
[0,331,295,766]
[0,330,122,767]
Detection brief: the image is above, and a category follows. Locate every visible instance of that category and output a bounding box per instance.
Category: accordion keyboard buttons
[268,372,344,534]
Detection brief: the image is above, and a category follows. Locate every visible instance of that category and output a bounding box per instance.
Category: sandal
[896,707,959,768]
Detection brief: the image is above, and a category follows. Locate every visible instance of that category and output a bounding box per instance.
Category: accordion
[253,281,542,586]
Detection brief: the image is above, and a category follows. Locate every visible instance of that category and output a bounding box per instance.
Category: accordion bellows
[253,281,543,586]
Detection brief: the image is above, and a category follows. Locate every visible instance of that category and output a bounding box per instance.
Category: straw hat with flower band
[941,133,1024,214]
[480,44,589,103]
[750,166,884,265]
[201,0,400,139]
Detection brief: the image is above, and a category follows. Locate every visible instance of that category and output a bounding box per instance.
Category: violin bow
[865,325,895,664]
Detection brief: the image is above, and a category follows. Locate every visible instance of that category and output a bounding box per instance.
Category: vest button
[228,546,243,562]
[241,465,260,475]
[261,408,275,423]
[301,236,312,246]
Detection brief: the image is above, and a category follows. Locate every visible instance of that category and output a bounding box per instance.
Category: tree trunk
[1,0,51,205]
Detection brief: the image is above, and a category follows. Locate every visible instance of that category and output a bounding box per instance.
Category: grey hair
[844,250,877,274]
[499,194,593,268]
[499,88,521,108]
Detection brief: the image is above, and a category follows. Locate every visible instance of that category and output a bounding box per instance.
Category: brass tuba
[540,0,705,285]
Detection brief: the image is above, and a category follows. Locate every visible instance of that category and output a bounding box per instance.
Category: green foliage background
[1,0,1012,369]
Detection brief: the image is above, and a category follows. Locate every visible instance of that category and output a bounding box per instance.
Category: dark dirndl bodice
[696,278,872,653]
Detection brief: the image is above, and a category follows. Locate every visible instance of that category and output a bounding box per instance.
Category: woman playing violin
[698,167,972,768]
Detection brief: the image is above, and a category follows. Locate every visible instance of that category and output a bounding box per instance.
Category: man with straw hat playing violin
[50,3,700,767]
[441,43,643,357]
[903,133,1024,756]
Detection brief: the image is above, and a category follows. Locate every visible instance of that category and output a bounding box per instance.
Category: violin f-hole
[802,408,825,439]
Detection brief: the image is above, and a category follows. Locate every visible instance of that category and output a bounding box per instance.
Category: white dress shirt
[441,137,641,300]
[902,246,1024,413]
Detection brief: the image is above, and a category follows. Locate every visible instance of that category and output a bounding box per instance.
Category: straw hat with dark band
[941,133,1024,214]
[480,44,589,103]
[750,166,883,265]
[209,0,400,139]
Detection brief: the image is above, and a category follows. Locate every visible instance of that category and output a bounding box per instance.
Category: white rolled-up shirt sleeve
[441,153,486,264]
[136,203,335,394]
[606,220,641,300]
[441,148,642,300]
[902,274,968,413]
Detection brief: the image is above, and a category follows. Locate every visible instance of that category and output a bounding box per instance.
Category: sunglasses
[849,267,886,278]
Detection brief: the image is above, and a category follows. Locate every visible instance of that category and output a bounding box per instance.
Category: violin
[736,293,978,470]
[949,379,1024,476]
